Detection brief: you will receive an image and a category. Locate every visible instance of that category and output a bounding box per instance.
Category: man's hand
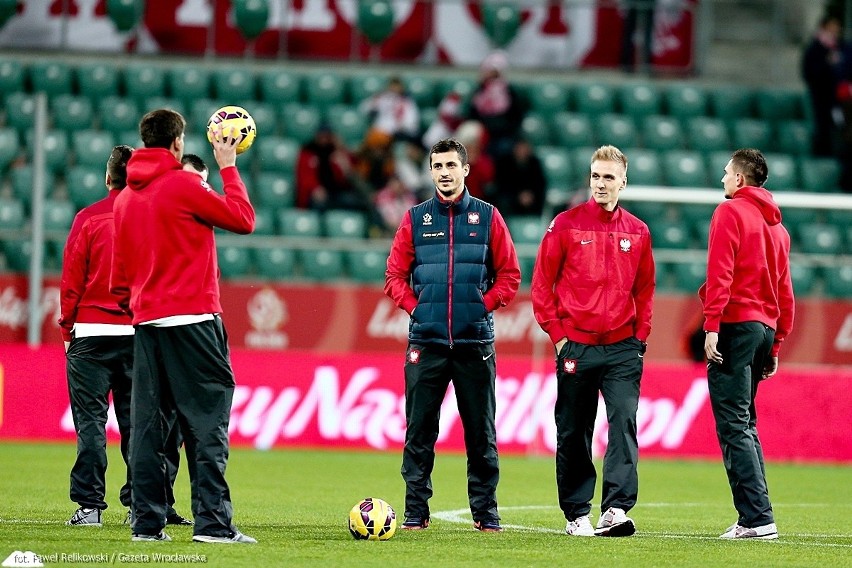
[209,123,241,170]
[762,356,779,379]
[704,331,723,364]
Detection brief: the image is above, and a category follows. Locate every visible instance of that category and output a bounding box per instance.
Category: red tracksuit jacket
[699,185,795,356]
[111,148,255,324]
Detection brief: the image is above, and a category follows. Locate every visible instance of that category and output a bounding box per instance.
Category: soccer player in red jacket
[111,109,256,544]
[531,145,655,538]
[701,148,794,540]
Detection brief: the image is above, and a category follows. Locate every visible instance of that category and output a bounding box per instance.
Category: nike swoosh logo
[483,352,494,361]
[581,240,593,245]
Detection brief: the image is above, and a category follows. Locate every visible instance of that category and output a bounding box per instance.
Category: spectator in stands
[359,75,420,141]
[453,120,495,201]
[296,124,365,211]
[373,173,417,237]
[701,148,794,540]
[393,136,432,200]
[353,128,396,196]
[494,138,547,217]
[468,51,526,160]
[422,90,464,150]
[802,14,844,156]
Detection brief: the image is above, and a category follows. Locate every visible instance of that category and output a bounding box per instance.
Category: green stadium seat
[665,84,708,118]
[0,59,25,98]
[619,83,662,117]
[796,223,842,255]
[347,249,388,283]
[43,198,75,232]
[506,215,545,245]
[25,129,69,172]
[77,63,120,101]
[324,209,367,239]
[685,117,729,152]
[304,72,347,109]
[518,253,535,285]
[537,146,572,188]
[520,112,551,146]
[217,244,253,278]
[72,130,115,168]
[621,198,667,221]
[350,73,387,104]
[299,248,345,280]
[671,261,707,292]
[258,70,301,104]
[527,80,569,117]
[789,263,816,295]
[437,77,476,101]
[642,115,684,151]
[780,206,816,233]
[0,127,20,171]
[278,208,322,237]
[663,150,708,187]
[553,112,594,148]
[5,92,36,132]
[648,219,692,249]
[168,66,211,105]
[676,202,718,228]
[798,156,841,192]
[253,246,296,279]
[763,153,798,191]
[212,67,256,102]
[252,206,276,236]
[30,62,72,96]
[404,75,435,107]
[98,97,140,136]
[569,146,597,181]
[51,95,95,132]
[11,166,55,206]
[598,114,638,148]
[824,208,852,231]
[574,82,616,115]
[245,101,276,138]
[755,88,805,121]
[2,239,32,272]
[623,147,662,186]
[123,64,167,104]
[255,136,299,174]
[0,197,25,230]
[824,265,852,297]
[189,98,221,133]
[281,103,322,144]
[775,120,811,155]
[730,118,773,151]
[705,150,732,180]
[254,171,295,209]
[141,96,185,116]
[419,106,437,133]
[66,166,106,209]
[709,86,753,119]
[325,105,368,148]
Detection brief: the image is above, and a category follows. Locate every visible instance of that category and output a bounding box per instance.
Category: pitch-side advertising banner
[0,344,851,462]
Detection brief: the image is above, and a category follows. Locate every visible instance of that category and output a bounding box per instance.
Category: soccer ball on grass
[348,497,397,541]
[206,105,256,154]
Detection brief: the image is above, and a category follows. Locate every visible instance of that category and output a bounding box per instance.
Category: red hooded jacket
[111,148,254,324]
[699,186,795,356]
[58,189,131,342]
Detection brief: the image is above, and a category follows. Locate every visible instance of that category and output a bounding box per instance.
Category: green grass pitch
[0,442,850,567]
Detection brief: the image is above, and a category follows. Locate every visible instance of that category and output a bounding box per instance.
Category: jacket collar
[435,187,471,214]
[583,197,620,223]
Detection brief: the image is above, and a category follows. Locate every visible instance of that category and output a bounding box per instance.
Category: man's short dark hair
[430,138,468,166]
[107,145,133,189]
[730,148,768,187]
[139,109,186,149]
[181,153,208,174]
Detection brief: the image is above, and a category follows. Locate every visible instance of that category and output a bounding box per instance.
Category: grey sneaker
[131,531,171,542]
[66,507,102,527]
[192,530,257,544]
[719,522,778,540]
[594,507,636,537]
[565,515,594,536]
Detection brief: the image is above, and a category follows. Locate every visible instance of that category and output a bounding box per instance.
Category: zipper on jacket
[447,205,454,348]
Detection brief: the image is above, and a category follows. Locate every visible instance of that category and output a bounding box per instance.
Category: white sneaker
[65,507,102,527]
[595,507,636,537]
[131,531,171,542]
[565,515,595,536]
[193,530,257,544]
[719,522,778,540]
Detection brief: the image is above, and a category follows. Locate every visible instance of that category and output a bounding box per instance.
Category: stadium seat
[664,83,708,119]
[675,202,718,228]
[281,103,322,144]
[0,127,20,171]
[30,62,72,96]
[11,166,55,206]
[780,206,816,234]
[755,88,805,120]
[43,198,75,232]
[299,248,345,280]
[763,153,799,191]
[253,172,295,209]
[730,118,773,152]
[51,95,95,132]
[798,156,841,192]
[573,82,616,115]
[537,146,573,188]
[796,223,842,255]
[553,112,594,148]
[346,249,388,283]
[789,263,816,295]
[258,69,301,104]
[663,150,709,187]
[404,75,435,107]
[518,253,536,285]
[245,101,277,138]
[304,72,347,109]
[98,96,140,136]
[255,136,299,174]
[520,112,551,146]
[598,114,638,148]
[5,92,36,132]
[621,197,667,221]
[2,239,32,272]
[140,96,185,116]
[66,166,106,209]
[350,73,387,104]
[123,64,167,104]
[619,83,662,117]
[641,115,684,151]
[705,150,732,180]
[212,67,256,102]
[0,197,25,230]
[189,98,221,134]
[671,261,707,293]
[419,106,437,134]
[217,244,253,278]
[251,206,276,236]
[437,77,476,101]
[824,208,852,231]
[685,117,729,152]
[647,219,692,249]
[278,208,322,238]
[324,209,368,239]
[0,58,25,98]
[168,66,211,105]
[182,133,214,167]
[253,246,296,279]
[25,129,69,172]
[775,120,811,155]
[623,147,662,186]
[77,63,120,101]
[72,130,115,168]
[709,86,753,119]
[325,105,368,148]
[569,146,598,182]
[506,215,545,245]
[824,265,852,298]
[527,80,569,117]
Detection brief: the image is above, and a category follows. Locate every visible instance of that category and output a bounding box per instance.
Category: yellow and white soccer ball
[348,497,397,541]
[206,105,256,154]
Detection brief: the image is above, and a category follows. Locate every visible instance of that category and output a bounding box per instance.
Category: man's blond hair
[590,145,628,173]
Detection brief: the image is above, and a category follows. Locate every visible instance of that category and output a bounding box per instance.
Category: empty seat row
[217,245,387,283]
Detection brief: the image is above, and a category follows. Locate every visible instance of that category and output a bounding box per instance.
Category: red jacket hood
[734,186,782,226]
[127,148,181,191]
